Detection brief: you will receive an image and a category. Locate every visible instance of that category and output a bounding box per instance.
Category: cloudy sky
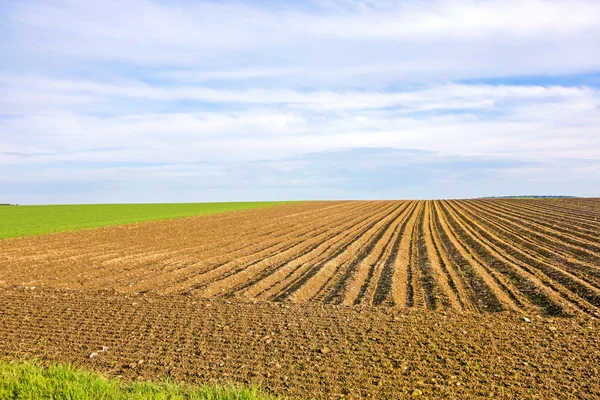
[1,0,599,203]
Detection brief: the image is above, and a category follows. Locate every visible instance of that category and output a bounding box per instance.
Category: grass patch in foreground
[0,361,276,400]
[0,202,291,239]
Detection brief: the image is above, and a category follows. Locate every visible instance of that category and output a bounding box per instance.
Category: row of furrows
[258,204,407,304]
[451,201,600,311]
[176,198,593,313]
[430,202,513,313]
[162,201,385,295]
[483,200,600,247]
[458,201,600,287]
[83,202,368,292]
[231,201,401,303]
[36,202,353,262]
[324,202,415,305]
[482,199,600,240]
[191,201,399,298]
[0,203,309,279]
[0,202,333,260]
[353,202,420,306]
[273,202,408,304]
[420,202,465,311]
[371,202,420,307]
[248,202,401,302]
[0,202,362,292]
[414,202,439,310]
[314,201,414,305]
[469,200,600,264]
[445,201,599,316]
[481,199,600,239]
[505,198,600,221]
[520,198,600,221]
[492,199,600,234]
[2,199,599,315]
[442,201,573,315]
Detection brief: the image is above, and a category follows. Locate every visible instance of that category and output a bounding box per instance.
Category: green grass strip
[0,202,292,240]
[0,361,276,400]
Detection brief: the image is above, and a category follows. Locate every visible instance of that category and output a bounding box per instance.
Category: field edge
[0,201,298,240]
[0,360,277,400]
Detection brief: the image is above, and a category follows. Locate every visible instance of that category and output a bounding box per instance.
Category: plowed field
[1,199,600,398]
[2,199,600,317]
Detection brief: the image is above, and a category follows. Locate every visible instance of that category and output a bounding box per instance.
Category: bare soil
[1,199,599,398]
[1,287,599,399]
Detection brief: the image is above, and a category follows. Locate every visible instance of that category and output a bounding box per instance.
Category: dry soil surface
[1,287,599,399]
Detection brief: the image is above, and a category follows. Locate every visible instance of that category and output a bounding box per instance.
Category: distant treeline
[480,195,578,199]
[0,204,19,206]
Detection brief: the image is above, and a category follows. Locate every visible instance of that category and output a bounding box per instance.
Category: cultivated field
[1,199,599,316]
[1,199,599,398]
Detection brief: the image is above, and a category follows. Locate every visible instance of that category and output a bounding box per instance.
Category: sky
[1,0,600,204]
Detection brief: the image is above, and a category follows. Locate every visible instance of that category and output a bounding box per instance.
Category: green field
[0,361,274,400]
[0,202,290,240]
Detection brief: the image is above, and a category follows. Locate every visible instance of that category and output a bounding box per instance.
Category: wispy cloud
[1,0,599,202]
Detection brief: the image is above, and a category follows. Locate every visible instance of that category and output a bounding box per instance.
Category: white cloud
[1,0,600,201]
[3,0,600,84]
[1,79,598,166]
[2,75,595,111]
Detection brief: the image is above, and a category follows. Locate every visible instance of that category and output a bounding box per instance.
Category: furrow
[195,202,386,298]
[373,201,423,307]
[243,202,391,301]
[415,201,446,310]
[107,202,365,292]
[333,201,413,306]
[433,202,517,313]
[313,202,409,304]
[356,202,420,306]
[493,200,600,236]
[407,203,428,309]
[447,201,600,315]
[427,203,474,312]
[169,202,379,294]
[442,201,573,315]
[274,202,403,303]
[475,199,600,251]
[460,201,600,288]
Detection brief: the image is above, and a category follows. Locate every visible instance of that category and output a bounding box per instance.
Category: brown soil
[1,287,599,399]
[2,199,599,316]
[1,199,599,398]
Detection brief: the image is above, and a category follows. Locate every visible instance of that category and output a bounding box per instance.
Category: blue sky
[1,0,600,204]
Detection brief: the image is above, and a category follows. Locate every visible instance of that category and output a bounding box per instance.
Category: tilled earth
[2,199,600,398]
[1,287,599,399]
[2,199,600,317]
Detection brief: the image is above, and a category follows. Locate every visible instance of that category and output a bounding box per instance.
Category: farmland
[1,199,600,398]
[2,199,600,316]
